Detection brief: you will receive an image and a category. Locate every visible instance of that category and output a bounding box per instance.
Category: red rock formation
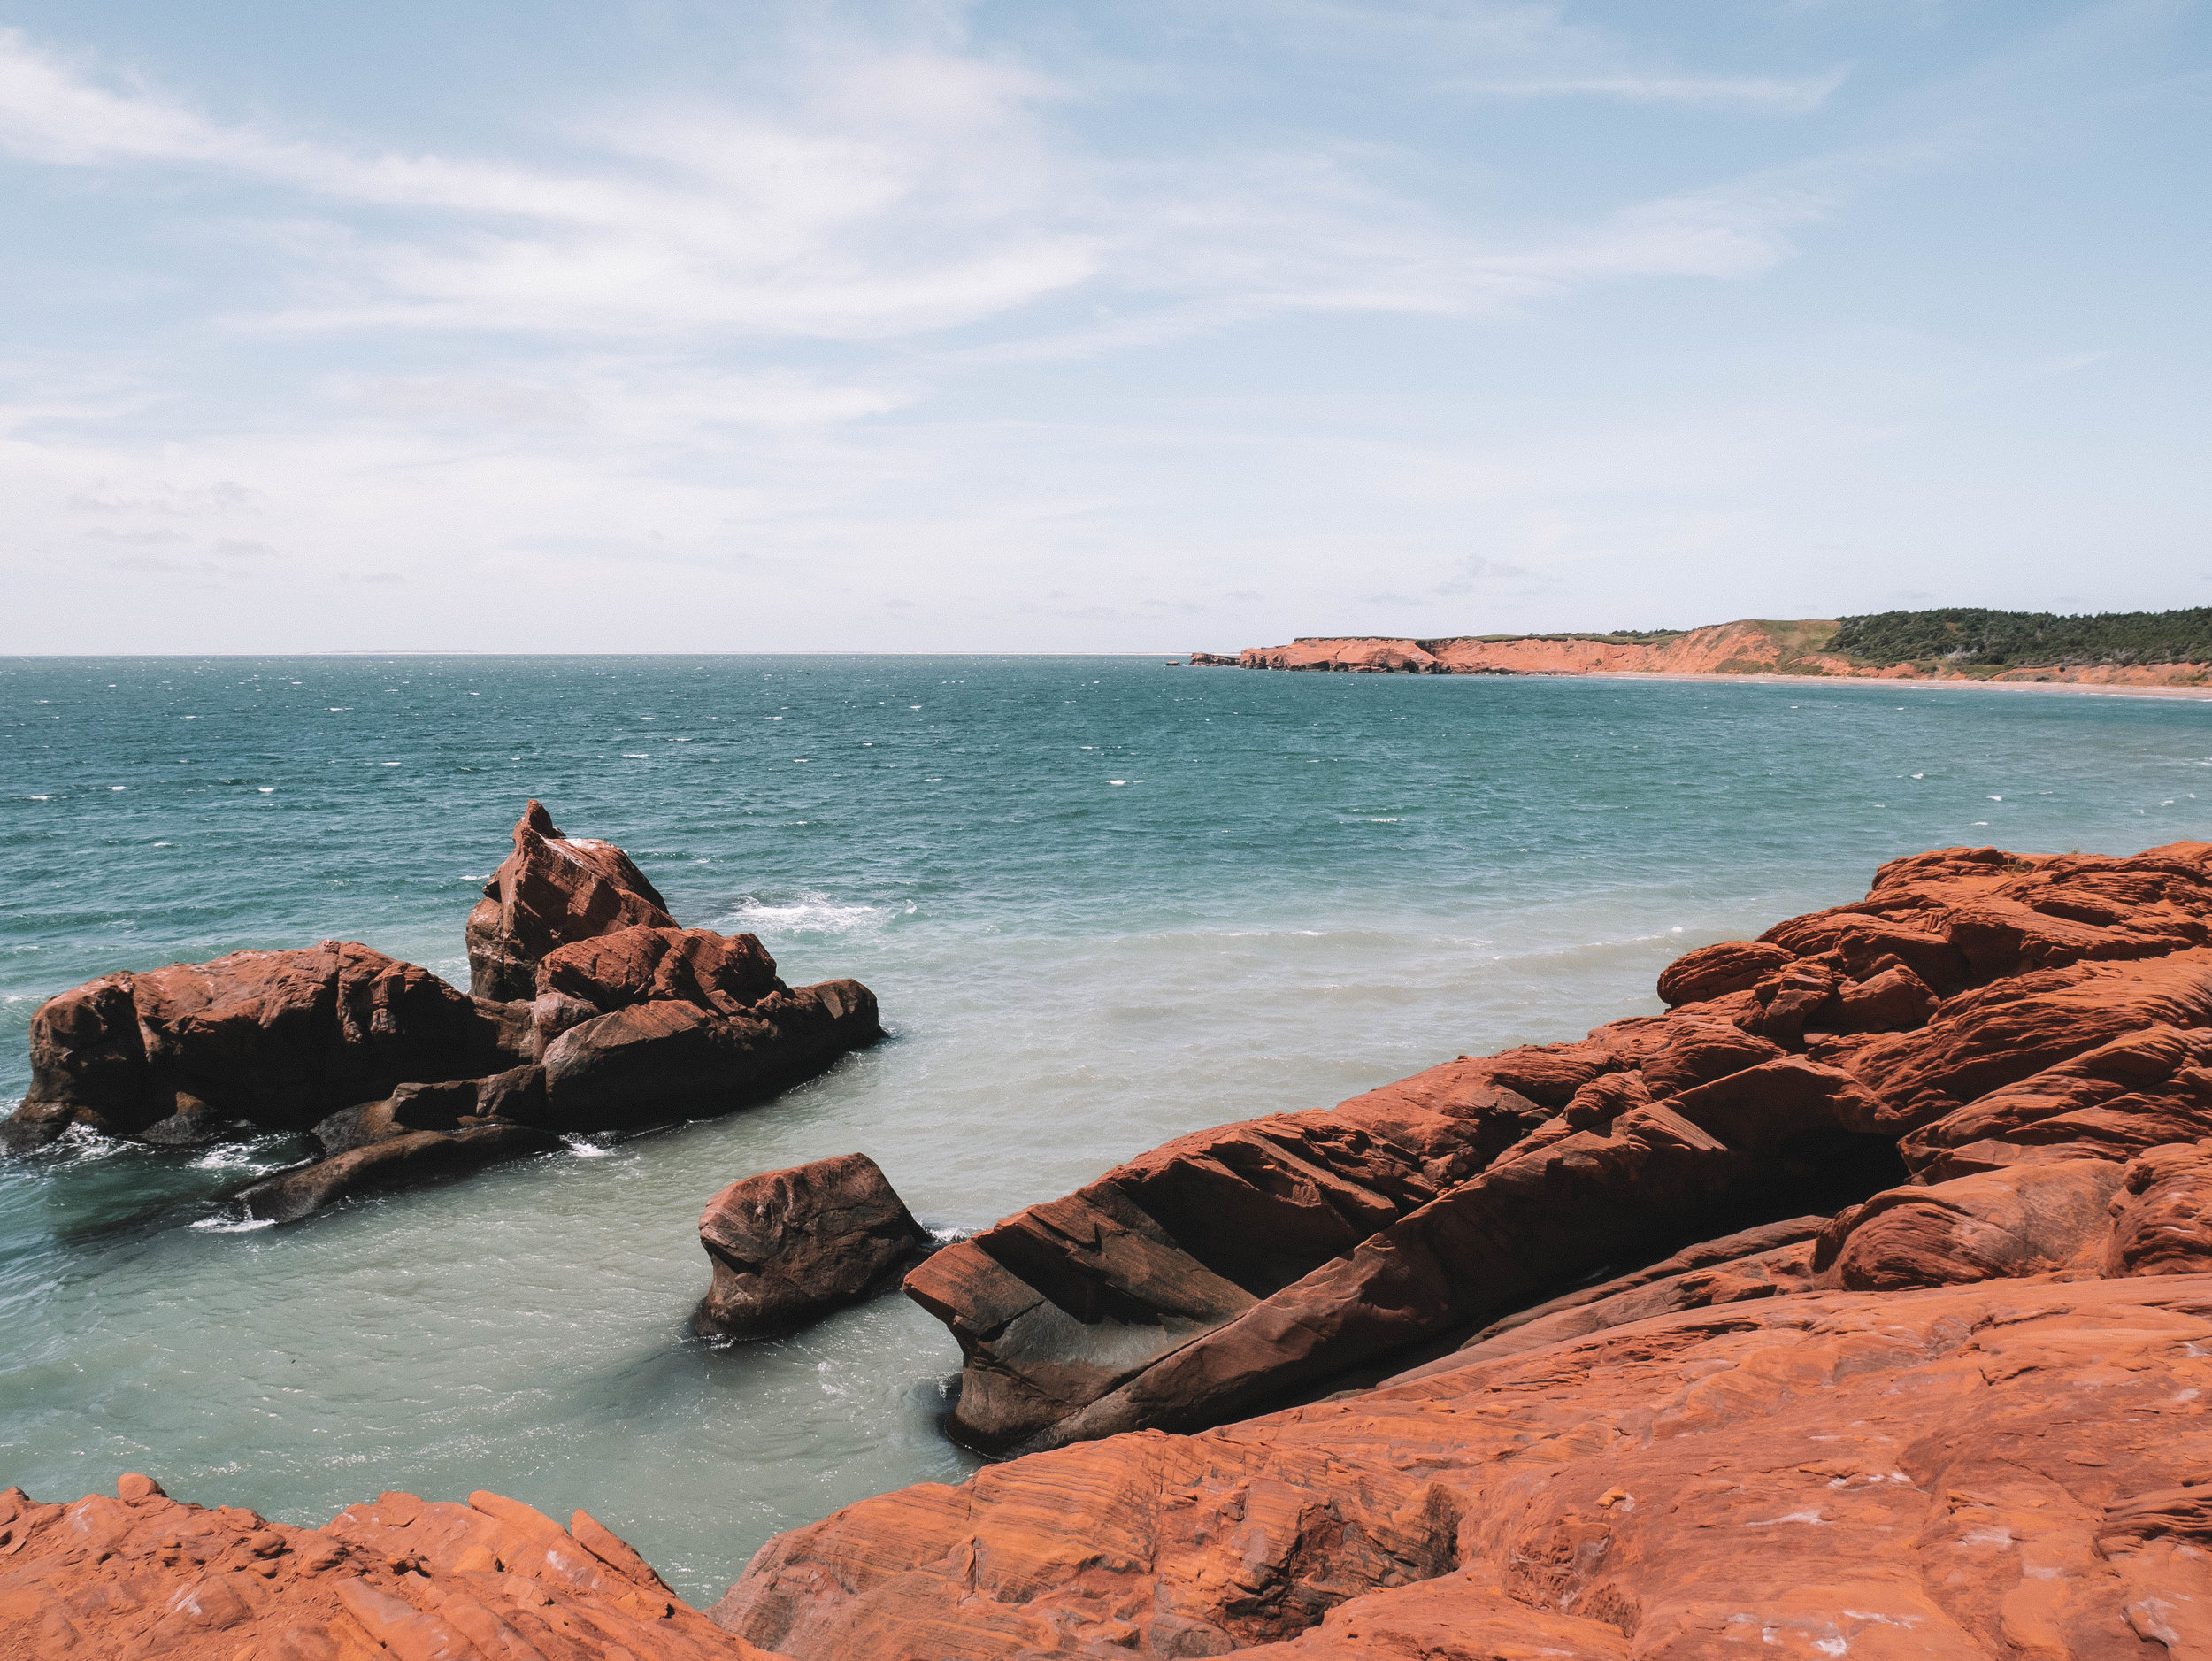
[467,800,678,1001]
[2,941,530,1151]
[3,803,882,1223]
[538,926,785,1017]
[902,840,2212,1458]
[0,1474,775,1659]
[719,1273,2212,1657]
[695,1152,933,1338]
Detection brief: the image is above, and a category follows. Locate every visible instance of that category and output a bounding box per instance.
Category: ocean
[2,655,2207,1598]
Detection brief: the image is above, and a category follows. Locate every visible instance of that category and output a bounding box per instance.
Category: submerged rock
[3,802,881,1223]
[0,1476,776,1661]
[694,1152,933,1338]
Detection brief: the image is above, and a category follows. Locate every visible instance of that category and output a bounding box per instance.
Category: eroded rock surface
[466,798,677,1000]
[695,1152,933,1337]
[720,1274,2212,1659]
[0,1474,775,1660]
[3,802,882,1220]
[906,841,2212,1457]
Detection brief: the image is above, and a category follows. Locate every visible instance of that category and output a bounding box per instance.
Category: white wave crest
[721,893,884,937]
[190,1215,277,1233]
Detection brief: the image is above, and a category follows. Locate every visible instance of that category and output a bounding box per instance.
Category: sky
[0,1,2206,653]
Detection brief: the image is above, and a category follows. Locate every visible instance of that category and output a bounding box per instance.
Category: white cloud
[1455,69,1849,112]
[0,22,1833,346]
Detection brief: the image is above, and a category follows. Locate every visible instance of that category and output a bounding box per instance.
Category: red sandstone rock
[719,1273,2212,1658]
[541,980,879,1131]
[539,925,785,1017]
[2,941,529,1151]
[0,1477,774,1660]
[904,838,2212,1457]
[1653,940,1794,1007]
[695,1152,933,1337]
[466,800,677,1001]
[5,804,883,1233]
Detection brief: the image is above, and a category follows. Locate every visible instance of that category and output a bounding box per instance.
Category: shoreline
[1587,668,2212,701]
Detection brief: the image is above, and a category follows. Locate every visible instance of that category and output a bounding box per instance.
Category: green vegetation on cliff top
[1436,608,2212,669]
[1827,607,2212,667]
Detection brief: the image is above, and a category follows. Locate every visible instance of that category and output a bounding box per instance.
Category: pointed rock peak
[521,799,561,841]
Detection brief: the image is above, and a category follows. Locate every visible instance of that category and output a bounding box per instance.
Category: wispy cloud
[0,22,1832,347]
[1456,69,1849,112]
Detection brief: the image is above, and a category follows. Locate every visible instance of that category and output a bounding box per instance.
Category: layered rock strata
[0,1473,774,1660]
[695,1152,935,1338]
[905,842,2212,1457]
[3,803,882,1220]
[718,1273,2212,1658]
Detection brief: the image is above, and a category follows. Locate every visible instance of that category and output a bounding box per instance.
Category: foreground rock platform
[908,839,2212,1456]
[2,802,882,1221]
[718,1273,2212,1658]
[0,1474,777,1660]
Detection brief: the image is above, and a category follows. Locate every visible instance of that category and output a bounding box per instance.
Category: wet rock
[541,980,879,1132]
[466,799,676,1000]
[694,1152,933,1337]
[6,941,528,1148]
[0,1478,772,1660]
[236,1123,564,1224]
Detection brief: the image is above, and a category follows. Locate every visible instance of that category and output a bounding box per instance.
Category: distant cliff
[1194,611,2212,686]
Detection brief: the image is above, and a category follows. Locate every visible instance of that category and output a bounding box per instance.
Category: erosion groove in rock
[905,839,2212,1457]
[2,802,883,1220]
[0,1475,775,1660]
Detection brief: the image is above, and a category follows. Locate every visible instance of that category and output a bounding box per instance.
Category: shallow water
[2,657,2207,1598]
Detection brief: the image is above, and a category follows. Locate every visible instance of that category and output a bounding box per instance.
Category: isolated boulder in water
[694,1152,933,1337]
[3,941,528,1150]
[465,800,676,1000]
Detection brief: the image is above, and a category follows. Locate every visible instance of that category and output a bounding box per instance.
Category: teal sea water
[3,656,2208,1599]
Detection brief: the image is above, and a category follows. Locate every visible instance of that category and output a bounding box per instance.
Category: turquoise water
[3,656,2208,1598]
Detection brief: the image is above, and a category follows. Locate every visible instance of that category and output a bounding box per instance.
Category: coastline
[1588,668,2212,701]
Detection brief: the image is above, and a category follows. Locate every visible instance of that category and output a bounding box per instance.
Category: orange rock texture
[1205,620,2212,687]
[712,838,2212,1657]
[0,1476,777,1660]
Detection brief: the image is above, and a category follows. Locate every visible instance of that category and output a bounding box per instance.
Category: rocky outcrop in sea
[0,802,881,1220]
